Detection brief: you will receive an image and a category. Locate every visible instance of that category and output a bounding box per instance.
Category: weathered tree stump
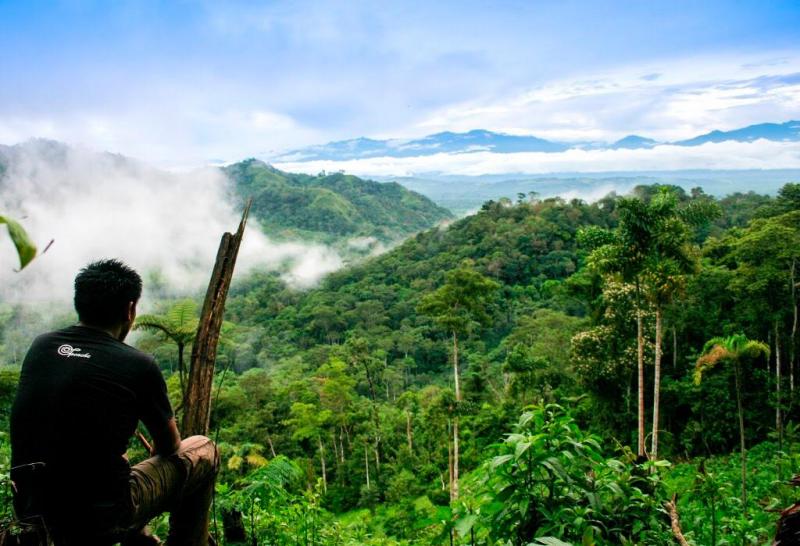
[182,201,250,437]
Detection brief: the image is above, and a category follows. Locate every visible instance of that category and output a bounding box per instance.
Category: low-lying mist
[0,141,344,309]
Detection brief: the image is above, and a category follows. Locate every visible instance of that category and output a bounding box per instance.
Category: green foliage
[417,263,500,337]
[135,299,200,346]
[134,299,201,390]
[457,404,672,545]
[216,460,343,545]
[665,442,795,545]
[584,186,719,299]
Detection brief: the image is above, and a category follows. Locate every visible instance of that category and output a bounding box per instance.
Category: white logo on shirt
[57,344,92,359]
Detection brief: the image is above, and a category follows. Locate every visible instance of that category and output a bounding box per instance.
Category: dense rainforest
[1,182,800,545]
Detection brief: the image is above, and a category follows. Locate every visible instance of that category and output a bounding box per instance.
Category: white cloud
[412,52,800,143]
[274,139,800,177]
[0,103,320,169]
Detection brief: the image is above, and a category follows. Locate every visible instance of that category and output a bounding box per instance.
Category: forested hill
[224,192,615,363]
[224,186,776,363]
[224,159,453,243]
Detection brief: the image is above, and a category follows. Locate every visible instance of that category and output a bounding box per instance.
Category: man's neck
[78,322,124,341]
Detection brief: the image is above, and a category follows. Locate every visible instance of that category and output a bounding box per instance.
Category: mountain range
[274,120,800,161]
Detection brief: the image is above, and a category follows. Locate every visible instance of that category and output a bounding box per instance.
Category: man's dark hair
[74,259,142,327]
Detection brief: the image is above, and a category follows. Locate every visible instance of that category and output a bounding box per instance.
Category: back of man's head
[74,259,142,328]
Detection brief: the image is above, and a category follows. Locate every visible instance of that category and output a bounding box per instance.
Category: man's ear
[127,301,137,323]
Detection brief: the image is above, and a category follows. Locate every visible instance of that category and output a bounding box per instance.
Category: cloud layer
[275,139,800,178]
[0,143,342,306]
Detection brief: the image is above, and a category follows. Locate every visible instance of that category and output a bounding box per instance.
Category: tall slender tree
[727,210,800,436]
[582,188,718,458]
[418,263,499,501]
[287,402,332,493]
[645,192,719,458]
[581,200,653,457]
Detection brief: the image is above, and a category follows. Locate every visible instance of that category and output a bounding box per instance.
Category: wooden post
[182,201,251,437]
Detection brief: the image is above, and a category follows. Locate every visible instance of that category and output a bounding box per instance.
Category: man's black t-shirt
[10,325,173,522]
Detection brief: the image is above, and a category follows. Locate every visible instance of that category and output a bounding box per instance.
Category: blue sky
[1,0,799,166]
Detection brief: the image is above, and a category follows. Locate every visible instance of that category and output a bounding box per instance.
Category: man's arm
[138,358,181,456]
[148,417,181,456]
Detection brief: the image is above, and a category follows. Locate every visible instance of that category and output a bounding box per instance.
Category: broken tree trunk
[182,201,251,437]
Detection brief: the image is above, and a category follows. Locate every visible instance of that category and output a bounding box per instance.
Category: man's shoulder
[31,326,155,367]
[24,328,76,355]
[120,343,157,367]
[103,336,157,369]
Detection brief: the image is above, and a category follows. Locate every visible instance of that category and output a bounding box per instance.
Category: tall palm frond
[695,334,770,384]
[695,332,770,515]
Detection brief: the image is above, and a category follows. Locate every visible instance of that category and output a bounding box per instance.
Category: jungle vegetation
[1,182,800,545]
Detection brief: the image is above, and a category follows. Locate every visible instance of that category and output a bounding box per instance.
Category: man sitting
[10,259,219,546]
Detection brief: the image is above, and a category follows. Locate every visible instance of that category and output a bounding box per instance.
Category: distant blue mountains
[275,121,800,161]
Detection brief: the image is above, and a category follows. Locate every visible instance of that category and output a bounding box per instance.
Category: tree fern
[134,299,200,394]
[242,455,303,500]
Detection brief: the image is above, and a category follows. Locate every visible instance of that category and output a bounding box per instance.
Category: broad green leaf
[604,482,624,496]
[515,441,532,459]
[168,299,199,330]
[491,454,514,469]
[581,526,595,546]
[454,514,477,536]
[534,538,574,546]
[0,214,37,270]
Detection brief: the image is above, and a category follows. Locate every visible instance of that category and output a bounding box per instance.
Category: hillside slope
[224,159,453,243]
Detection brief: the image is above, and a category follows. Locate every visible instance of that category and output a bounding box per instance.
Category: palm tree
[646,192,719,459]
[582,197,661,457]
[695,334,769,514]
[582,188,718,459]
[135,299,199,395]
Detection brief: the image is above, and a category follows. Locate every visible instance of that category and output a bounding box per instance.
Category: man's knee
[179,435,219,476]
